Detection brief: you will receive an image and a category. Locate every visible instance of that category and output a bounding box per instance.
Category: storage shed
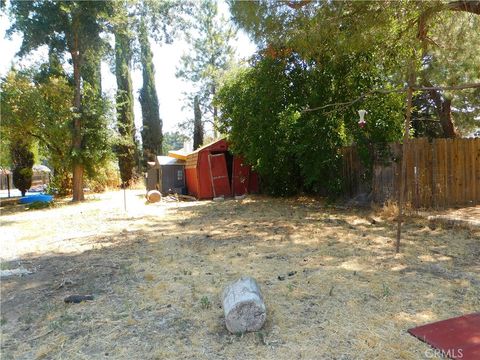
[146,156,186,195]
[185,139,259,200]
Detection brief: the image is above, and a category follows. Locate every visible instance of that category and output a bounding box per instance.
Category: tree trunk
[212,83,218,139]
[72,163,84,201]
[193,95,204,150]
[71,29,84,202]
[428,88,457,138]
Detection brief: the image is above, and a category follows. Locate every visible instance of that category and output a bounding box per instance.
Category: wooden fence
[341,138,480,208]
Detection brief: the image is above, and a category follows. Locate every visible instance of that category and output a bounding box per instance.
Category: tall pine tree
[176,0,236,139]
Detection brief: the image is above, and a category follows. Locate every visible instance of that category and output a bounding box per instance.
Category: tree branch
[24,130,63,155]
[418,1,480,46]
[302,83,480,113]
[447,0,480,14]
[413,83,480,91]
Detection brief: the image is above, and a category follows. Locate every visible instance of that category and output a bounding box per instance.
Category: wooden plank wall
[342,138,480,208]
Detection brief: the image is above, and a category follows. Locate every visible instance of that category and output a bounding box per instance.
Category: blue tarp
[18,194,53,204]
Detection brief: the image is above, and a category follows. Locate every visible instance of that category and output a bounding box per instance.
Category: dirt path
[1,191,479,359]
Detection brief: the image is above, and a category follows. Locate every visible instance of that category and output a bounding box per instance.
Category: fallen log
[222,277,266,333]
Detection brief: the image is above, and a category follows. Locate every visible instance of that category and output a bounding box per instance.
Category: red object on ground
[185,139,259,199]
[408,313,480,360]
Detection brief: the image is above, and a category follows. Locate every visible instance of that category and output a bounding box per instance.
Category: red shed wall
[185,167,199,198]
[197,151,214,199]
[184,138,260,199]
[185,152,200,198]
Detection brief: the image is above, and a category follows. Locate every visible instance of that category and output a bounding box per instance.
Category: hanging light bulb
[358,109,367,128]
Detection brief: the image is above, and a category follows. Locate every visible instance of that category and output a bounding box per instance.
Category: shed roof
[168,149,188,161]
[189,138,227,155]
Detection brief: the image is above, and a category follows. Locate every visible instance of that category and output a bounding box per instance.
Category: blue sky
[0,1,256,137]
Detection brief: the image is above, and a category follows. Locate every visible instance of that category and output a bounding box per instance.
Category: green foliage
[80,84,115,182]
[84,159,121,192]
[114,7,137,185]
[139,18,163,162]
[176,0,236,137]
[135,0,193,164]
[418,12,480,135]
[1,63,114,196]
[11,142,34,196]
[26,201,54,210]
[200,296,211,310]
[217,52,404,196]
[228,1,480,137]
[162,132,189,154]
[1,67,70,193]
[8,0,115,201]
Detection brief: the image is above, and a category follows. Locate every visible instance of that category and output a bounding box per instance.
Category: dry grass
[1,190,479,359]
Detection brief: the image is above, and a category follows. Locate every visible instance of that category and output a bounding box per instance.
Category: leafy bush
[84,159,121,192]
[11,142,34,197]
[216,52,404,196]
[27,201,54,210]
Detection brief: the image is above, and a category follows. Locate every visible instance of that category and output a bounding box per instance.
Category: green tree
[1,61,112,196]
[162,131,189,154]
[216,51,404,196]
[135,0,193,164]
[417,9,480,136]
[176,0,236,138]
[228,1,480,137]
[193,95,204,150]
[11,141,34,197]
[139,17,163,163]
[114,3,137,185]
[8,0,114,201]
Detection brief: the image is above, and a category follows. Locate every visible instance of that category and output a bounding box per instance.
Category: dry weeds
[1,190,479,359]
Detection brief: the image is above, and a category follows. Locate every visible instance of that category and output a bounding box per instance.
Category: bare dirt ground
[1,190,479,359]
